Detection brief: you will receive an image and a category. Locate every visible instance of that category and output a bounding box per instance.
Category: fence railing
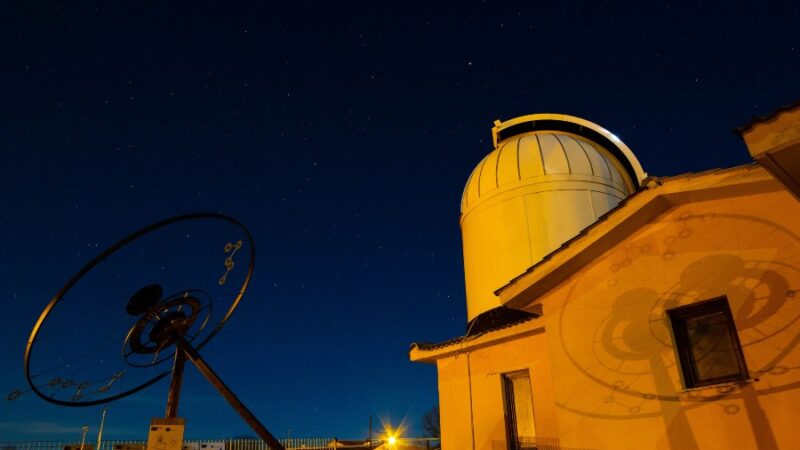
[0,438,381,450]
[0,437,600,450]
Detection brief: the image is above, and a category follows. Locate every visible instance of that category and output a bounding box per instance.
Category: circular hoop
[24,212,255,406]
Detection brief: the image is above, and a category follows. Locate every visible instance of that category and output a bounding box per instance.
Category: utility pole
[368,416,372,449]
[97,407,109,450]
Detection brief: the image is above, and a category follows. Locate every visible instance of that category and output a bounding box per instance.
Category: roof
[410,306,538,352]
[735,99,800,135]
[409,313,543,363]
[410,335,466,352]
[736,100,800,202]
[465,305,538,335]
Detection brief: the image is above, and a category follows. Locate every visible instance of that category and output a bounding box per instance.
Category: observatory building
[410,106,800,450]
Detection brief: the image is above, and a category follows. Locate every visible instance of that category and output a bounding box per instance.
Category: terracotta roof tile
[410,307,538,352]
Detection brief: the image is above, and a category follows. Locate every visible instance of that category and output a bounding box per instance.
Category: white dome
[459,114,647,322]
[461,131,632,215]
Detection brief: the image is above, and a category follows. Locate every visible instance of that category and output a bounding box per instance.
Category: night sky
[2,1,799,442]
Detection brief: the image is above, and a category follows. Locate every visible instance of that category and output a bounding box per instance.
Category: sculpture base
[146,417,186,450]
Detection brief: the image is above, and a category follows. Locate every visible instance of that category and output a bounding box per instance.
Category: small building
[410,107,800,449]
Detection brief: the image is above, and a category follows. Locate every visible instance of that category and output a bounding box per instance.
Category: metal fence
[0,438,369,450]
[0,439,599,450]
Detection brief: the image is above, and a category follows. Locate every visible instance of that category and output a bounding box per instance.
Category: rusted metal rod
[174,336,285,450]
[165,348,187,418]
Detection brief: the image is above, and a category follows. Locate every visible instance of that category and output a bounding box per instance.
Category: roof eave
[738,102,800,201]
[409,318,545,363]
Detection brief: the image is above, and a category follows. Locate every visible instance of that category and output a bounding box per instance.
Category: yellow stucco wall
[435,328,559,450]
[533,188,800,450]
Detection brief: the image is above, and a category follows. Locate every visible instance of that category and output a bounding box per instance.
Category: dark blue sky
[1,1,798,442]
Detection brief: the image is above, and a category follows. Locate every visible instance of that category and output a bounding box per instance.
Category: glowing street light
[380,417,405,449]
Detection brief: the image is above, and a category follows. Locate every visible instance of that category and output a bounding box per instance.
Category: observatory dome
[460,113,646,322]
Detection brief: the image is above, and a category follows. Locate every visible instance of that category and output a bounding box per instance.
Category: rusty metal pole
[165,348,187,418]
[96,407,108,450]
[80,425,89,450]
[174,335,285,450]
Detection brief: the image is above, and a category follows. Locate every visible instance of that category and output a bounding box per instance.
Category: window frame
[667,296,749,389]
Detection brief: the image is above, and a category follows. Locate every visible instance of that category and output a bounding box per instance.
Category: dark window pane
[686,312,742,381]
[667,297,748,388]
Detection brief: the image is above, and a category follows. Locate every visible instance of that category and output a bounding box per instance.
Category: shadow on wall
[554,210,800,449]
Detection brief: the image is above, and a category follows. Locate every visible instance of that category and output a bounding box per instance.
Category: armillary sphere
[24,213,284,450]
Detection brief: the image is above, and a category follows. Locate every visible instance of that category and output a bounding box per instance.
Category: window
[667,297,748,388]
[502,370,537,450]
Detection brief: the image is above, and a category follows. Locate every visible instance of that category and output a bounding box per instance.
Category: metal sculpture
[22,213,284,450]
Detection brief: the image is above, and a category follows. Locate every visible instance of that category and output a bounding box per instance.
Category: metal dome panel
[496,140,519,187]
[559,135,593,175]
[540,134,571,174]
[518,135,545,179]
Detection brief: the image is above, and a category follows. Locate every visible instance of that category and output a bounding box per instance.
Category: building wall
[435,328,559,450]
[534,189,800,450]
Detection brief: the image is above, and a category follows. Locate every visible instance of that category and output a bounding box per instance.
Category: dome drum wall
[460,115,646,322]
